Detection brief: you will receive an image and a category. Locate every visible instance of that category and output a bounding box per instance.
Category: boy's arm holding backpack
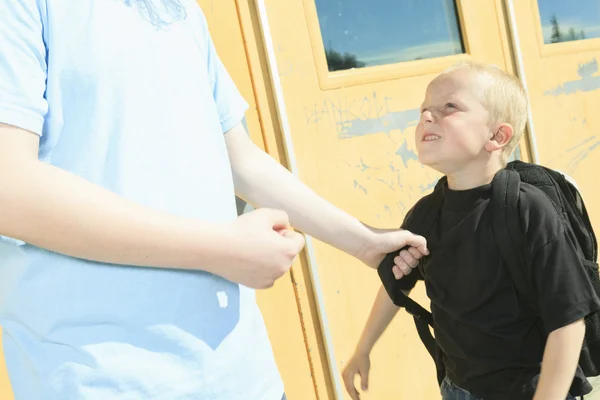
[520,184,600,399]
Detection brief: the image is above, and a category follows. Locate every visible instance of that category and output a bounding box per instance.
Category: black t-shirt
[397,176,600,399]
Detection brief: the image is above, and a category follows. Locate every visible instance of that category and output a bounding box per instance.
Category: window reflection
[314,0,465,72]
[538,0,600,44]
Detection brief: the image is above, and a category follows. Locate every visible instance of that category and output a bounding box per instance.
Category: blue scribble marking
[384,205,392,217]
[339,109,420,138]
[549,135,600,174]
[353,180,368,194]
[397,201,406,213]
[545,58,600,96]
[395,140,419,168]
[358,158,379,172]
[419,179,438,193]
[376,178,395,191]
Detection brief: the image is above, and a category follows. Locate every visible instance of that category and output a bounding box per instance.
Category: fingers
[407,246,424,260]
[258,208,291,230]
[342,368,360,400]
[360,367,369,391]
[393,257,411,276]
[393,248,418,278]
[281,230,306,253]
[392,265,404,280]
[400,249,419,268]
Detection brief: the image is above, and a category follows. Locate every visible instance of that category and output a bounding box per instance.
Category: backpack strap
[491,169,539,314]
[507,161,597,262]
[378,177,446,385]
[378,177,445,310]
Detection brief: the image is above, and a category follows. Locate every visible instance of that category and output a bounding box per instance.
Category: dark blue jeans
[440,377,577,400]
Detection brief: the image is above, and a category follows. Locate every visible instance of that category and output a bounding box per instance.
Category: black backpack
[378,160,600,386]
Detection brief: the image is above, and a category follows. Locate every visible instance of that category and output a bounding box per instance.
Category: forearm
[533,319,585,400]
[0,153,229,272]
[355,285,400,354]
[228,129,373,257]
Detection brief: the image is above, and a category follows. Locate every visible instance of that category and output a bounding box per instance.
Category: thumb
[386,230,428,255]
[258,208,290,230]
[360,368,369,391]
[281,230,306,253]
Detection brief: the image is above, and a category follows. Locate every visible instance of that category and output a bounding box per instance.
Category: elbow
[231,148,271,199]
[0,160,37,237]
[0,123,42,235]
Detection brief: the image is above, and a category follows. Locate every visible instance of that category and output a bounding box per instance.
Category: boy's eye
[445,103,457,109]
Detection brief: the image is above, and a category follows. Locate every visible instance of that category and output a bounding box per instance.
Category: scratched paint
[384,205,392,216]
[358,158,378,171]
[339,109,420,138]
[305,93,392,131]
[353,180,367,194]
[566,140,600,173]
[376,178,395,191]
[419,179,439,193]
[545,58,600,96]
[395,140,419,168]
[397,201,406,213]
[548,135,600,174]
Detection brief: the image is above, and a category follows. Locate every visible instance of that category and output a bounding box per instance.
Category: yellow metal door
[0,333,10,399]
[197,2,323,399]
[510,0,600,228]
[259,0,522,398]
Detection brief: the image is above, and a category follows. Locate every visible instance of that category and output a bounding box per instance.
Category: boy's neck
[444,161,504,191]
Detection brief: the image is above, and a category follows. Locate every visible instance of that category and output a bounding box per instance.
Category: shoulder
[402,186,443,231]
[0,0,48,136]
[517,182,565,250]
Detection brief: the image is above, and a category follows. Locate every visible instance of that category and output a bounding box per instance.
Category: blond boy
[343,63,600,400]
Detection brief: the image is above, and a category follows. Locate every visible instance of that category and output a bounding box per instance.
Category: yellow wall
[511,0,600,228]
[0,330,11,399]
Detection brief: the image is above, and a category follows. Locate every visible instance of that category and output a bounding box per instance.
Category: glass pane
[314,0,465,72]
[538,0,600,44]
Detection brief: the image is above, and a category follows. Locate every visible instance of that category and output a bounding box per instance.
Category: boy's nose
[421,110,434,124]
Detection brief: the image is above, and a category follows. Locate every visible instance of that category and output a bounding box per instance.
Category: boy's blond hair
[441,61,528,162]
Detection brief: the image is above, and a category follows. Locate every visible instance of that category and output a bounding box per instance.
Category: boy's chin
[418,155,447,174]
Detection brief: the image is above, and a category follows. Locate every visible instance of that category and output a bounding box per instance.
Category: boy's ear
[485,123,514,152]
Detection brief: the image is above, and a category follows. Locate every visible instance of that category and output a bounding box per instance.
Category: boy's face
[415,69,493,174]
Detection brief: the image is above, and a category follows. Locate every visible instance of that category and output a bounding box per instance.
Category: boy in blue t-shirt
[0,1,428,399]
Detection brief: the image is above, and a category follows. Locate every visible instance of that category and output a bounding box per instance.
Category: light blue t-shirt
[0,1,283,399]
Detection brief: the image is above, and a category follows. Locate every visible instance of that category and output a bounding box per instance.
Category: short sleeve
[532,230,600,333]
[0,0,48,135]
[202,17,248,133]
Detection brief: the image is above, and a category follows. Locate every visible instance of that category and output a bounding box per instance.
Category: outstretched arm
[225,123,428,269]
